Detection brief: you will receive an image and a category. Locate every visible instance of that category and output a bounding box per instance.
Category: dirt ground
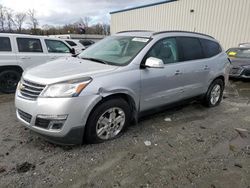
[0,80,250,188]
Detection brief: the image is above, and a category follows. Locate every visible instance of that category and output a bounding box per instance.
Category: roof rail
[153,30,214,39]
[117,30,152,34]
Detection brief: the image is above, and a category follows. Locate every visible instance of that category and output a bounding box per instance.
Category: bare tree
[0,4,6,31]
[83,16,91,28]
[27,9,38,32]
[14,12,26,33]
[5,8,14,32]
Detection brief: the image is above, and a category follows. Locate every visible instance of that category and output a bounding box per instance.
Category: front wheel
[84,98,131,144]
[203,79,224,107]
[0,70,21,93]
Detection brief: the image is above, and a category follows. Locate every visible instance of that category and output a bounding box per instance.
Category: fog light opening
[49,121,64,130]
[36,114,68,130]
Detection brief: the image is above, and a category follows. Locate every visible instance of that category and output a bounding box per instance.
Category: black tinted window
[200,39,222,57]
[80,40,94,46]
[0,37,11,51]
[178,37,204,61]
[66,40,77,46]
[17,38,43,52]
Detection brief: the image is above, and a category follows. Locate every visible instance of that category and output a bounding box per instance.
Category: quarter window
[177,37,204,61]
[0,37,11,51]
[146,38,179,64]
[45,40,70,53]
[200,39,222,58]
[17,38,43,53]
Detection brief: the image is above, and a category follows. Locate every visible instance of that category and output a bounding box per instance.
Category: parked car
[239,43,250,48]
[15,30,230,145]
[79,39,95,48]
[0,33,76,93]
[227,47,250,78]
[64,39,86,54]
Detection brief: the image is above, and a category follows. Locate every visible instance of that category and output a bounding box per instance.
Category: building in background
[110,0,250,49]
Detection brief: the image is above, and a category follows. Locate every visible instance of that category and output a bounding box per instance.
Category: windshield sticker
[132,38,149,43]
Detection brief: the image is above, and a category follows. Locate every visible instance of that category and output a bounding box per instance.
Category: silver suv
[15,31,230,145]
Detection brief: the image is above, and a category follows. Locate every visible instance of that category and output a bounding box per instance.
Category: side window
[17,38,43,53]
[66,40,77,47]
[0,37,12,52]
[45,40,70,53]
[146,38,179,64]
[177,37,204,61]
[200,39,222,58]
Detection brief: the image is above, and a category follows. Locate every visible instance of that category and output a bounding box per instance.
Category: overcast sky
[0,0,163,26]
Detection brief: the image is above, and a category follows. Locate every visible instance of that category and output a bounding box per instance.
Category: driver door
[140,37,185,111]
[44,39,72,61]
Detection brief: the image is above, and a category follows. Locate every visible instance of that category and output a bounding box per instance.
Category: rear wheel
[203,79,224,107]
[0,70,21,93]
[84,98,131,144]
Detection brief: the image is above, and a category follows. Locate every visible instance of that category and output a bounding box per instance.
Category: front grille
[19,79,46,100]
[18,109,32,123]
[35,118,50,129]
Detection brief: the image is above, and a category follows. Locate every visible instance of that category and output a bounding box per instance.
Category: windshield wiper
[81,57,109,65]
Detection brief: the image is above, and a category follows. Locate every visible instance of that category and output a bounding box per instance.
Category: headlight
[40,78,92,98]
[243,65,250,69]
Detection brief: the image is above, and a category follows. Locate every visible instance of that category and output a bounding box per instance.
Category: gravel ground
[0,80,250,188]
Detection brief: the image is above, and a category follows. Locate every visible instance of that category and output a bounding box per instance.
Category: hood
[23,57,118,84]
[230,58,250,67]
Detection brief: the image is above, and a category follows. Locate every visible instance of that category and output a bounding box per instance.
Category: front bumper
[15,92,101,145]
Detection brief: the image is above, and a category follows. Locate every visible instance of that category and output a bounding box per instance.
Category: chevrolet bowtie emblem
[19,83,25,90]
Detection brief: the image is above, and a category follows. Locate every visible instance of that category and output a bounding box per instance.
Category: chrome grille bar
[19,79,46,100]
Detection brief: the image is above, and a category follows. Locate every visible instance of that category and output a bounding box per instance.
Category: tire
[0,70,21,94]
[203,79,224,107]
[84,98,131,144]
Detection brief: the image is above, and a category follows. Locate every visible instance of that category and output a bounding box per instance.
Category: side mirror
[70,48,76,54]
[144,57,164,68]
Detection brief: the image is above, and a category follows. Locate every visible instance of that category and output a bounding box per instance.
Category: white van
[0,33,76,93]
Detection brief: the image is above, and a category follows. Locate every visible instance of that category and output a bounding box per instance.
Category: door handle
[204,65,209,70]
[20,56,31,60]
[175,70,182,75]
[50,56,57,59]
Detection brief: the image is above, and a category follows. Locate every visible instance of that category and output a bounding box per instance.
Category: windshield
[78,36,150,66]
[227,48,250,58]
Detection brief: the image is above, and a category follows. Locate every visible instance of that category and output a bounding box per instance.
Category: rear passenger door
[15,37,48,69]
[44,39,72,61]
[176,37,210,98]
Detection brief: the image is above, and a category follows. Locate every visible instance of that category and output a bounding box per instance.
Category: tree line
[0,4,110,35]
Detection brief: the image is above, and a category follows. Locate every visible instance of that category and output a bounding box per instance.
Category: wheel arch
[210,75,225,87]
[0,65,23,74]
[83,92,138,129]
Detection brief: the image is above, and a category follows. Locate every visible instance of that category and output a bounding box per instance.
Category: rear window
[200,39,222,58]
[17,38,43,53]
[0,37,11,52]
[177,37,204,61]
